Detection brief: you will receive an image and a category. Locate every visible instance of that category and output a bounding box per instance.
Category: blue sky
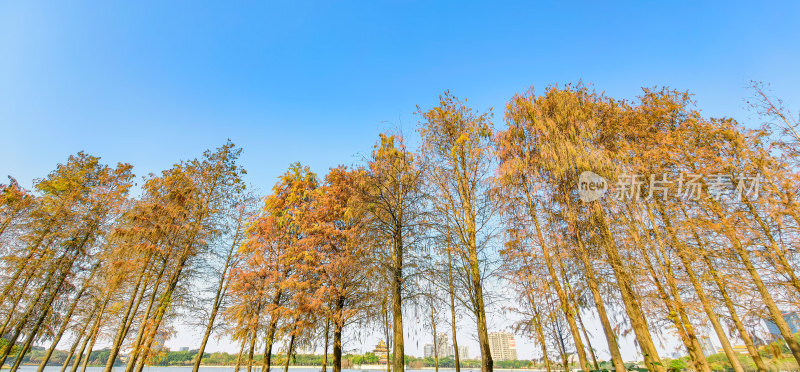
[2,1,799,193]
[2,0,799,358]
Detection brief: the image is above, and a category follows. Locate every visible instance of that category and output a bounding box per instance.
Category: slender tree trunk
[388,229,405,372]
[625,222,701,369]
[59,311,95,372]
[124,260,168,372]
[467,235,492,372]
[706,198,800,365]
[742,196,800,297]
[640,206,709,372]
[523,188,589,371]
[383,298,391,372]
[552,321,569,372]
[718,215,800,365]
[447,250,461,372]
[637,241,704,372]
[332,320,343,372]
[246,312,261,372]
[192,243,236,372]
[0,254,66,365]
[9,304,54,372]
[69,326,93,372]
[322,319,330,372]
[234,331,247,372]
[592,203,664,372]
[283,326,297,372]
[430,298,440,372]
[37,265,99,372]
[262,290,283,372]
[555,249,598,371]
[103,262,150,372]
[2,252,79,368]
[574,232,625,372]
[683,212,767,371]
[531,308,551,372]
[78,311,104,372]
[655,203,744,372]
[574,301,599,370]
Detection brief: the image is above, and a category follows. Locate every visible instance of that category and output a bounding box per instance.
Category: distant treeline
[15,347,534,369]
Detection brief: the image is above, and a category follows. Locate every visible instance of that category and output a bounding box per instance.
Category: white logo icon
[578,171,608,202]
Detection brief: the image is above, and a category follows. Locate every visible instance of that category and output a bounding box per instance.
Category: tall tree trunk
[59,311,95,372]
[683,212,767,372]
[192,238,237,372]
[391,230,405,372]
[124,259,168,372]
[69,326,93,372]
[283,326,297,372]
[555,249,598,371]
[78,299,109,372]
[655,203,744,372]
[574,301,599,370]
[103,261,151,372]
[262,289,283,372]
[383,298,391,372]
[322,319,330,372]
[332,319,343,372]
[233,331,247,372]
[531,307,551,372]
[1,251,79,368]
[627,205,704,371]
[592,203,664,372]
[552,321,569,372]
[430,298,440,372]
[706,197,800,365]
[0,252,68,365]
[523,187,589,371]
[447,250,461,372]
[245,310,261,372]
[573,231,625,372]
[640,206,709,372]
[741,196,800,297]
[37,265,99,372]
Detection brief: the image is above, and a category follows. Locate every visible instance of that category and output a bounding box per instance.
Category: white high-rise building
[457,345,469,360]
[488,332,518,361]
[436,333,452,358]
[424,344,435,358]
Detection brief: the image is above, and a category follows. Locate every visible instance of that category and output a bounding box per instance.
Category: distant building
[179,347,189,352]
[698,336,716,357]
[488,332,518,361]
[765,311,800,340]
[457,345,469,360]
[424,344,435,358]
[436,333,452,358]
[423,333,452,359]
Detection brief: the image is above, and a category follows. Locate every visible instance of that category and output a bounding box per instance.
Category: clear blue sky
[1,1,799,358]
[2,1,799,192]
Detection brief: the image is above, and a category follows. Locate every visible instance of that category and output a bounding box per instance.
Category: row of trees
[2,83,799,372]
[497,84,800,372]
[0,143,249,372]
